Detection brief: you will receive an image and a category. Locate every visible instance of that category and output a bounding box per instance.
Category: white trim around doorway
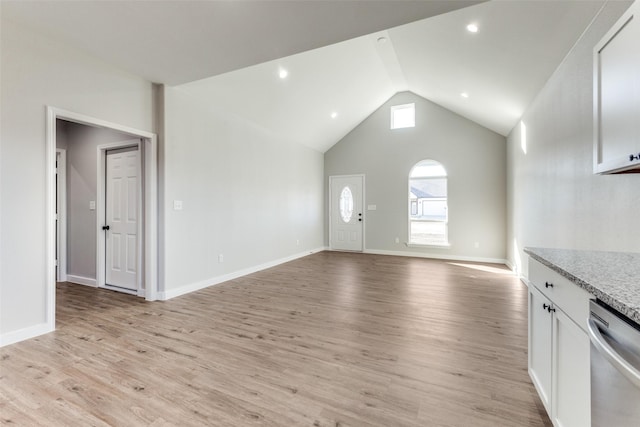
[46,106,158,333]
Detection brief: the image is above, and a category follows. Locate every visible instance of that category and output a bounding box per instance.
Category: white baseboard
[0,322,54,348]
[362,248,508,265]
[159,247,326,300]
[504,259,528,284]
[504,258,515,271]
[66,275,97,287]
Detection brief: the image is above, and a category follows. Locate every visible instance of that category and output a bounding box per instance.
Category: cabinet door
[552,308,591,427]
[529,285,553,414]
[594,2,640,174]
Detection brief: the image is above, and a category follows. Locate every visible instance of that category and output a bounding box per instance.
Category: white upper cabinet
[594,1,640,174]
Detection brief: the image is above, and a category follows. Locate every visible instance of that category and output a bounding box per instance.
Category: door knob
[102,225,110,231]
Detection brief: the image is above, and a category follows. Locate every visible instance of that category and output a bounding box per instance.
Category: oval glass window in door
[339,186,354,223]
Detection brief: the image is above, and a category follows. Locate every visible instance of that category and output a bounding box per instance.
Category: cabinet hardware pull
[545,282,554,288]
[542,303,555,313]
[630,153,640,162]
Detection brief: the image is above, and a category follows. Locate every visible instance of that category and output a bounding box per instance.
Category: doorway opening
[46,107,158,329]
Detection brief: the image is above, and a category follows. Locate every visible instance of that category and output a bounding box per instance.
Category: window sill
[406,242,451,249]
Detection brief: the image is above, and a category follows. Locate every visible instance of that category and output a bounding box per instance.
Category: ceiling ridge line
[372,31,409,93]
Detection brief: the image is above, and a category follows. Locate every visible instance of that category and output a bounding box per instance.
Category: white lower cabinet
[529,285,553,413]
[528,259,591,427]
[552,308,591,427]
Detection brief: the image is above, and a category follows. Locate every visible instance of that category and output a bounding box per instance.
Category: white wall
[0,16,324,343]
[0,19,153,341]
[325,92,507,262]
[506,1,638,278]
[161,86,324,297]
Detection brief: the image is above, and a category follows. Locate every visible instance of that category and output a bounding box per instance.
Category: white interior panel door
[105,148,138,291]
[330,175,363,251]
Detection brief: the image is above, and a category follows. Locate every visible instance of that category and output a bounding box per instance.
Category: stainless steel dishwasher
[588,300,640,427]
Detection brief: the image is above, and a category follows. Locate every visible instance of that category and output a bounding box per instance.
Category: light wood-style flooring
[1,252,551,426]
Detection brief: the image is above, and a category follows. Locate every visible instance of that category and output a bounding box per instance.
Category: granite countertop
[524,247,640,325]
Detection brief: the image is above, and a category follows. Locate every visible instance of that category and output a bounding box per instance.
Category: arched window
[409,160,448,246]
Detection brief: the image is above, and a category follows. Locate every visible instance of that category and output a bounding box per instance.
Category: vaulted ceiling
[3,0,607,152]
[2,0,480,84]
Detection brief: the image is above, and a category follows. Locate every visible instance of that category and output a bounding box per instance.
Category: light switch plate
[89,201,96,211]
[173,200,183,211]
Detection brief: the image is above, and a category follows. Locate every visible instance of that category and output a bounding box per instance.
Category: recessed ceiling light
[278,68,288,79]
[461,92,469,98]
[466,23,479,33]
[330,112,338,119]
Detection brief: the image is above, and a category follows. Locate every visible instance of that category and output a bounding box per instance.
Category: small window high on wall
[390,103,415,129]
[409,159,448,246]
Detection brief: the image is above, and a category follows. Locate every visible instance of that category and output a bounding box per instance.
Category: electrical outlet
[89,201,96,211]
[218,254,224,263]
[173,200,183,211]
[395,237,400,244]
[296,239,300,246]
[474,242,480,248]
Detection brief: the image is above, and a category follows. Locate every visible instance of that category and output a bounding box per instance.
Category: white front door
[330,175,364,251]
[105,147,138,291]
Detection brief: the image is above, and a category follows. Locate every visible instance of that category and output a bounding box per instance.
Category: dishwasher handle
[588,318,640,389]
